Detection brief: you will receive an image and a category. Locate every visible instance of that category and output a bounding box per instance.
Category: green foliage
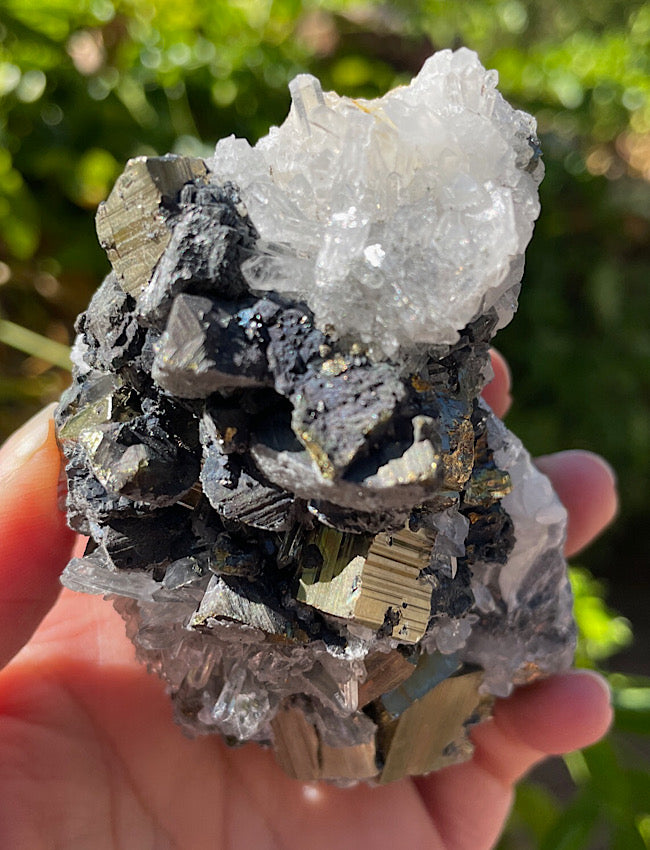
[0,4,648,844]
[0,318,71,369]
[570,567,633,666]
[405,0,650,141]
[505,736,650,850]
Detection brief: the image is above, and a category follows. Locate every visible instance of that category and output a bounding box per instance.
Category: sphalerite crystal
[56,48,575,784]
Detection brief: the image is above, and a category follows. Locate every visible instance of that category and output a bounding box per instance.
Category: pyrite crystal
[56,49,575,784]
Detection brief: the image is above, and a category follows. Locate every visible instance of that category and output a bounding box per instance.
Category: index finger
[482,349,512,418]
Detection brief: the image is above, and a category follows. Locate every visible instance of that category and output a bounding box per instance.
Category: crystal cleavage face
[56,48,575,784]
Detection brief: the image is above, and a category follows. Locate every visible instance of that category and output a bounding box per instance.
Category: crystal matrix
[56,49,575,784]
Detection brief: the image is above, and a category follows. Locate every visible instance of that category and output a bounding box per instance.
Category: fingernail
[583,452,617,489]
[0,403,57,479]
[538,450,617,488]
[572,668,612,703]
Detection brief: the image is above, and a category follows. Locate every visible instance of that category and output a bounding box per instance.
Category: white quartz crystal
[461,410,574,696]
[209,48,543,355]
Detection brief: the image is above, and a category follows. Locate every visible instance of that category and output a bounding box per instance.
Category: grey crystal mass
[57,49,576,784]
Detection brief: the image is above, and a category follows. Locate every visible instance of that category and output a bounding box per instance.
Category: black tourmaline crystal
[56,50,576,784]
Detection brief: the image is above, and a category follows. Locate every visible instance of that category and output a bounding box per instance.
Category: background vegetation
[0,1,648,846]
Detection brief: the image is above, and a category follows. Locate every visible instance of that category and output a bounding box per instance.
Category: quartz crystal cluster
[56,48,575,784]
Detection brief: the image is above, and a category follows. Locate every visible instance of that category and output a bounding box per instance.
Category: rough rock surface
[57,49,575,785]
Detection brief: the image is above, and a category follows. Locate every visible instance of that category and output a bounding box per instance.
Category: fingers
[536,451,618,556]
[415,670,612,850]
[482,350,617,556]
[0,406,76,669]
[420,355,616,849]
[482,349,512,418]
[492,669,612,758]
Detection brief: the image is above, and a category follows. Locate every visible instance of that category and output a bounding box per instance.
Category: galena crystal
[56,48,575,785]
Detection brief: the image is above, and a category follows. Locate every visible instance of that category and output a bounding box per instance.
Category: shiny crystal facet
[57,49,574,786]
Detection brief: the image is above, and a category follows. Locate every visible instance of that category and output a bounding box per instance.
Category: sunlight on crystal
[210,48,543,355]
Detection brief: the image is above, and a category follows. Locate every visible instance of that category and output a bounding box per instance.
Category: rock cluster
[56,49,575,784]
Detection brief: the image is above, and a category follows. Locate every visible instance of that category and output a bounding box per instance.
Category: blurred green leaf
[0,319,71,369]
[538,793,600,850]
[570,567,633,665]
[71,147,120,207]
[612,683,650,735]
[507,782,561,843]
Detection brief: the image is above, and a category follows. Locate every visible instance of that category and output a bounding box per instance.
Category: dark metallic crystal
[56,147,574,786]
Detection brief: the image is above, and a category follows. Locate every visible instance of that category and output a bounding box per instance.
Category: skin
[0,351,617,850]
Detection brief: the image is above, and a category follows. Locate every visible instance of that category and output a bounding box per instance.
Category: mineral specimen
[56,48,576,784]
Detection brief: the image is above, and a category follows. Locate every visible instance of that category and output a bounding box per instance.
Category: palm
[1,581,613,850]
[0,589,477,850]
[0,361,616,850]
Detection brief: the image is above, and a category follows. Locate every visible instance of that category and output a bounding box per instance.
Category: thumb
[0,405,77,669]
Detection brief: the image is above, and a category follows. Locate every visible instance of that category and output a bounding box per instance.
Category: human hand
[0,353,616,850]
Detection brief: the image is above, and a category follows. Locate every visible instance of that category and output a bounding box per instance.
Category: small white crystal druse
[56,49,575,784]
[211,48,541,355]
